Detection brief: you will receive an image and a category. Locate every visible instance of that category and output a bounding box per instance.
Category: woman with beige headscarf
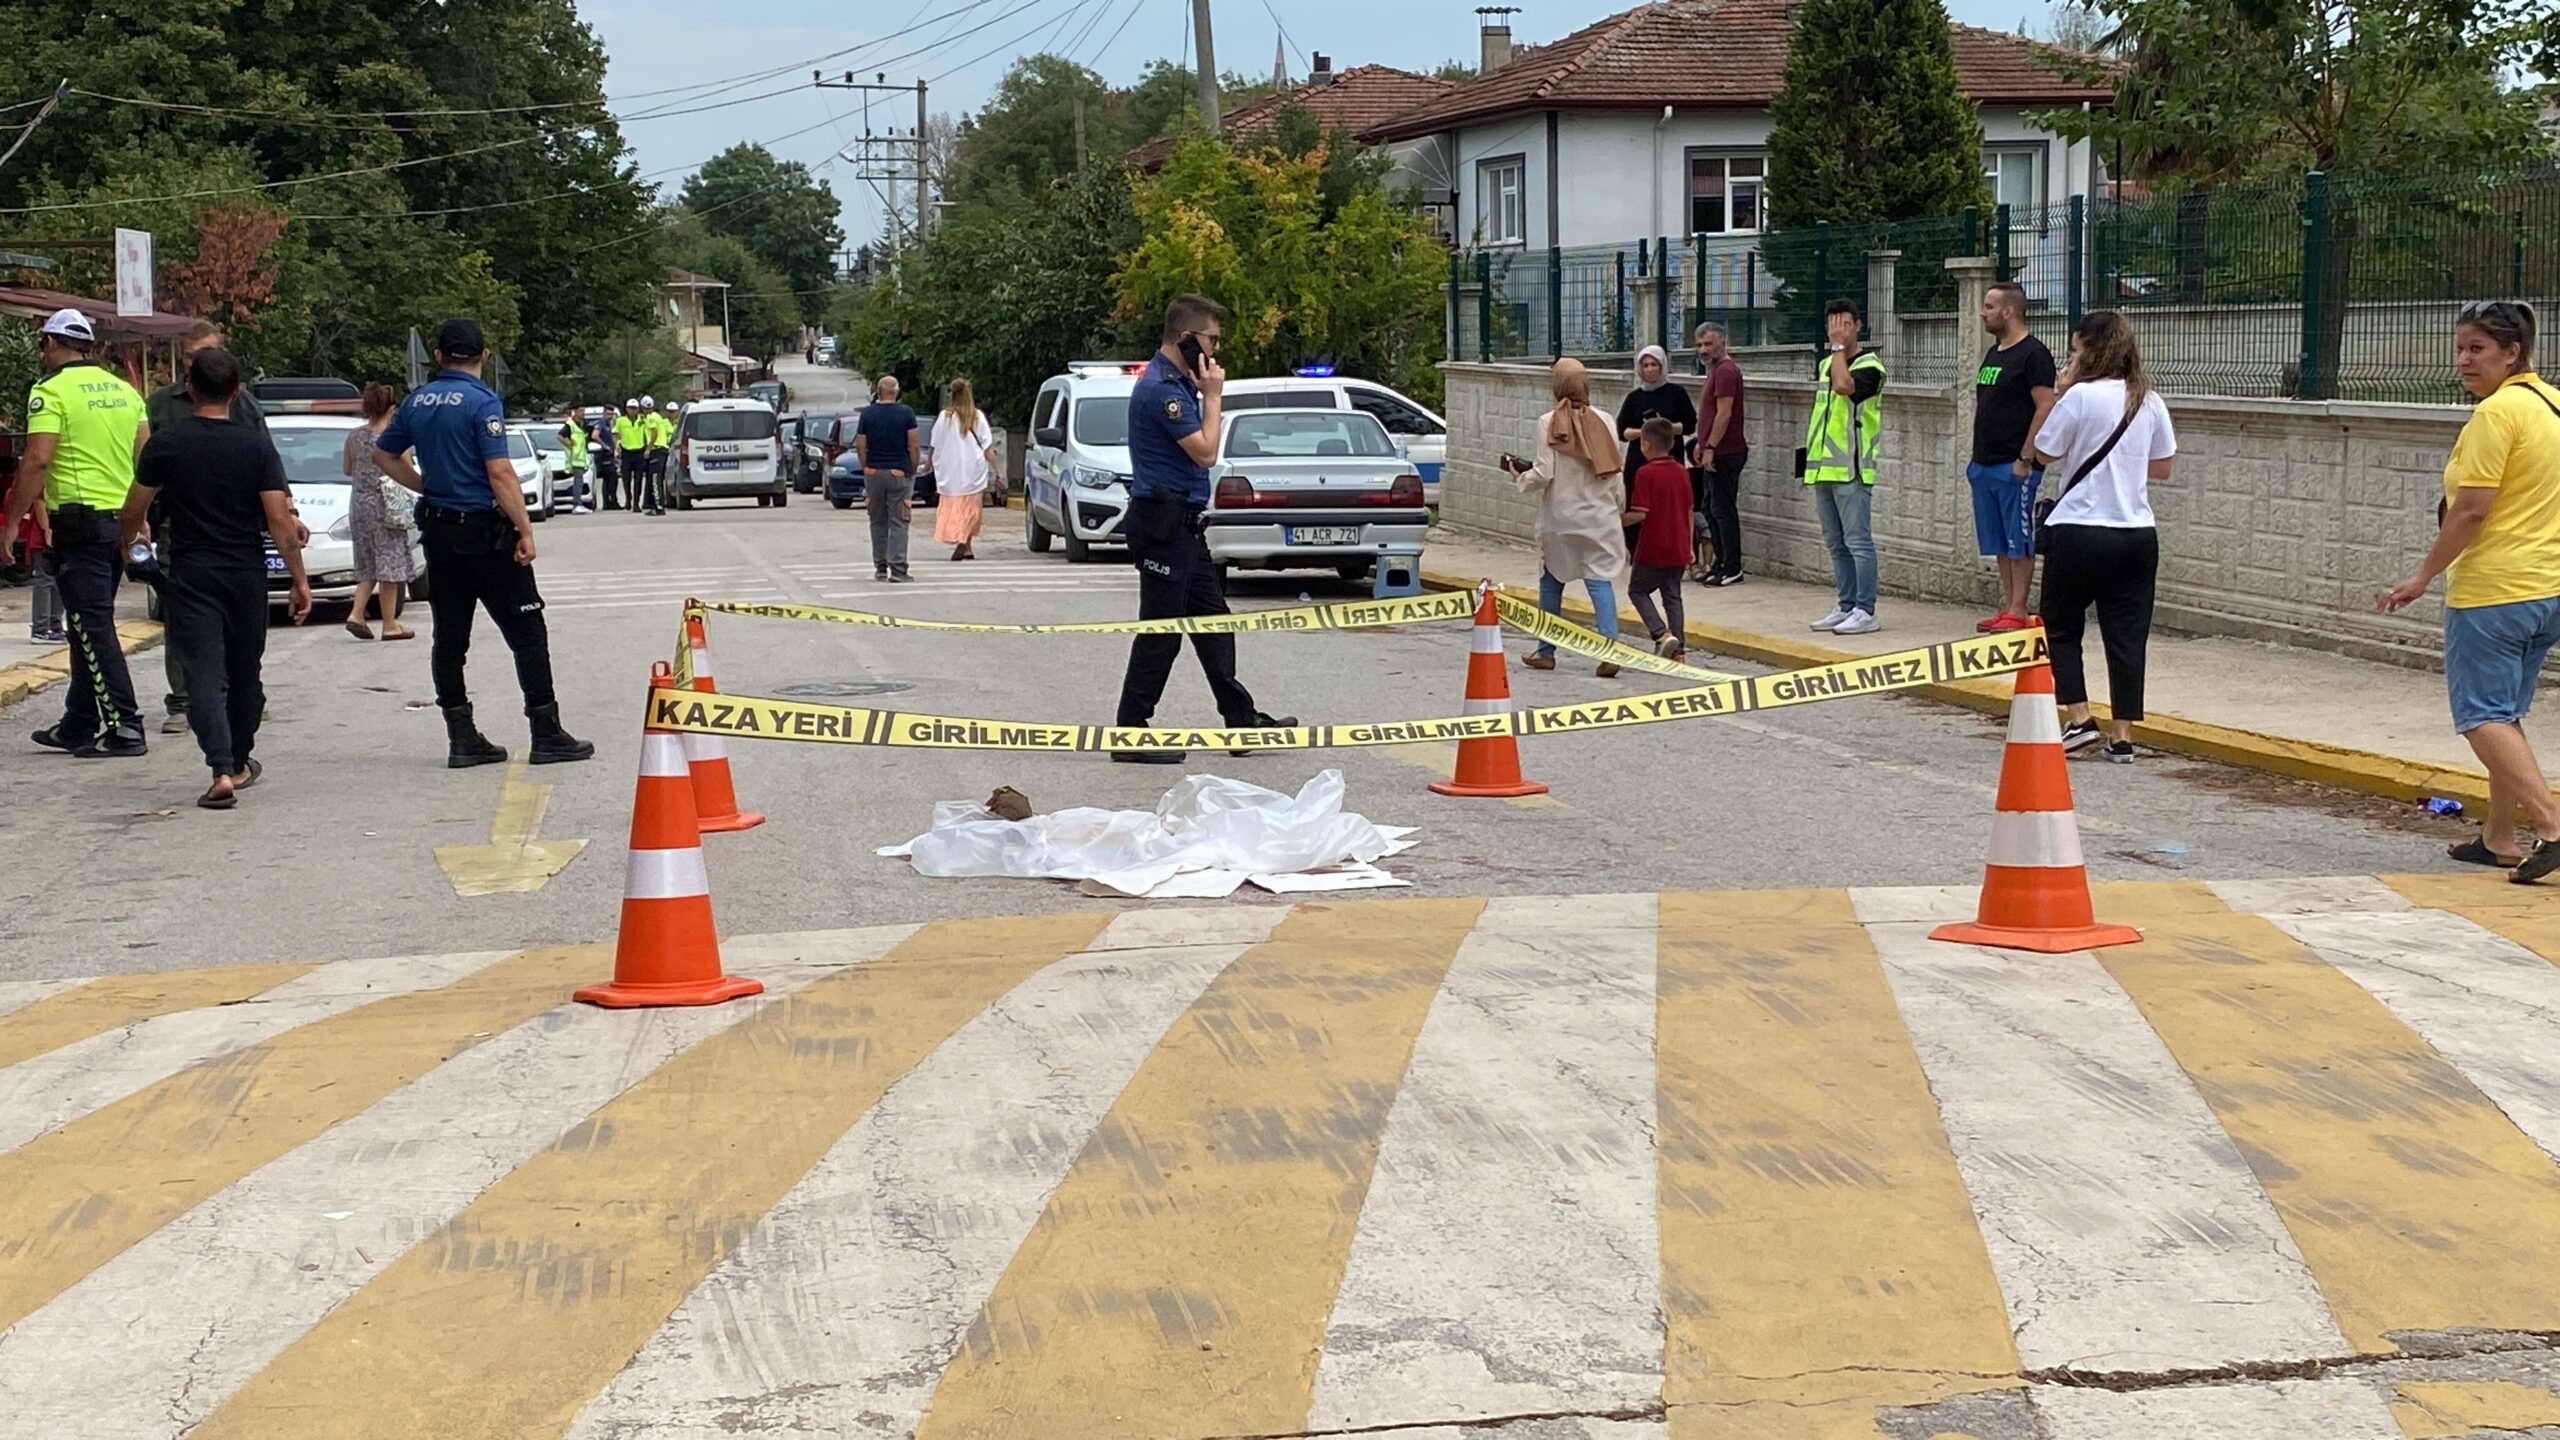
[1501,358,1631,676]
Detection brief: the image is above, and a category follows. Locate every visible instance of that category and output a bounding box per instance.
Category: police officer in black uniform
[371,319,594,768]
[1112,293,1292,763]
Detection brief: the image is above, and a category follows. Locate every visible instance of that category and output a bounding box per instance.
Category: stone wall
[1440,356,2474,671]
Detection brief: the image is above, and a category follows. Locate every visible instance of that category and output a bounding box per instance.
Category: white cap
[640,394,655,407]
[39,308,96,343]
[663,398,678,410]
[624,397,638,407]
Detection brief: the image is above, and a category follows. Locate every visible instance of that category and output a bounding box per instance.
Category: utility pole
[1191,0,1221,135]
[915,78,929,241]
[815,72,930,247]
[1072,95,1088,173]
[0,80,68,176]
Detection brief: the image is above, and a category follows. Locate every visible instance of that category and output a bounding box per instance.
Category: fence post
[1745,248,1760,347]
[2065,196,2084,329]
[1963,203,1980,256]
[1812,221,1832,354]
[1693,233,1708,338]
[1994,204,2012,281]
[1447,251,1462,360]
[2297,169,2327,400]
[1612,248,1628,353]
[2513,209,2527,298]
[1474,251,1493,364]
[1548,246,1564,362]
[1655,236,1673,352]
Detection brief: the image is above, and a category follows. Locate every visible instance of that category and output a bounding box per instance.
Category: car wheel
[756,494,772,508]
[146,586,164,621]
[1062,526,1091,563]
[830,496,853,510]
[407,570,430,603]
[1026,505,1052,553]
[774,488,788,508]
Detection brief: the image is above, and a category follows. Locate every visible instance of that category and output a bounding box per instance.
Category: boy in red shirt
[1624,418,1695,659]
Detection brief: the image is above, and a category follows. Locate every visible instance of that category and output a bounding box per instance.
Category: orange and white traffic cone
[1930,663,2142,954]
[576,667,765,1008]
[1429,584,1550,799]
[681,610,765,834]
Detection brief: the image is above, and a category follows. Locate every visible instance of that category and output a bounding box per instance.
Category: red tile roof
[1362,0,2113,142]
[1130,65,1460,169]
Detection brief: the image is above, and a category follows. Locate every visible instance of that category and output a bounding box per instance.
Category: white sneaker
[1810,607,1851,631]
[1832,608,1880,635]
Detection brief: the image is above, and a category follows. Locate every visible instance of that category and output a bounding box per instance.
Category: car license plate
[704,458,738,471]
[264,552,285,575]
[1288,526,1361,545]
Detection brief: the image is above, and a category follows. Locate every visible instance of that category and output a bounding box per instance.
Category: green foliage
[0,319,41,430]
[1765,0,1989,228]
[664,225,800,362]
[2037,0,2553,182]
[676,145,844,326]
[949,55,1129,202]
[568,326,688,407]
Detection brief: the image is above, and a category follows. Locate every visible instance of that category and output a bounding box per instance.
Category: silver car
[1204,408,1428,581]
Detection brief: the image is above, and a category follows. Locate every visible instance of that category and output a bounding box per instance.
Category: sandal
[197,779,237,811]
[2449,836,2521,868]
[380,623,415,641]
[1522,653,1556,671]
[344,619,374,640]
[2514,838,2560,885]
[232,758,263,791]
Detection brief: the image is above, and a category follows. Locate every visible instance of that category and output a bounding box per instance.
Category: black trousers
[1114,496,1259,727]
[166,564,268,773]
[595,454,621,509]
[1701,449,1747,577]
[640,451,667,510]
[47,510,140,740]
[422,532,558,714]
[2037,524,2159,722]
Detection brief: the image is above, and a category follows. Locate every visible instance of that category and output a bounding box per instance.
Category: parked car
[502,424,556,520]
[778,412,817,492]
[745,379,788,411]
[1022,362,1144,562]
[1204,409,1427,582]
[815,336,839,364]
[669,397,788,509]
[143,413,429,619]
[1223,370,1447,504]
[825,451,865,509]
[249,377,362,417]
[510,421,579,508]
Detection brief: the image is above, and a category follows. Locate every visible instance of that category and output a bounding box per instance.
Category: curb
[0,621,165,713]
[1421,569,2506,812]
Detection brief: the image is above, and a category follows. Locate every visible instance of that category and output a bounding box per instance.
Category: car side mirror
[1034,425,1065,449]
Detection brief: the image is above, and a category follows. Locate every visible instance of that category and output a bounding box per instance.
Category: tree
[2035,2,2117,53]
[949,56,1128,201]
[677,145,845,327]
[159,204,290,331]
[1766,0,1990,228]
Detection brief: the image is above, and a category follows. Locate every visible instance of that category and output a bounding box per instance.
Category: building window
[1476,156,1526,246]
[1984,147,2043,216]
[1687,153,1765,235]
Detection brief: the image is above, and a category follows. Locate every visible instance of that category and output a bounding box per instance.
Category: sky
[586,0,2063,254]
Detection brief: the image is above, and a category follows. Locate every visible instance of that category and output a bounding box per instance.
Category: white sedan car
[1202,408,1428,581]
[502,424,553,520]
[251,415,428,612]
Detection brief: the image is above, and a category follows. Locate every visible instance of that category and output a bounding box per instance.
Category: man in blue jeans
[1967,280,2057,631]
[1802,299,1885,634]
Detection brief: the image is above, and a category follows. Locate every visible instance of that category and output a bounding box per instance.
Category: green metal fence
[1450,164,2560,404]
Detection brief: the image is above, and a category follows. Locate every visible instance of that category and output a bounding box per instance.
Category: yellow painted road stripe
[2382,872,2560,965]
[915,898,1484,1440]
[2390,1379,2560,1437]
[2095,896,2560,1353]
[1657,888,2021,1438]
[188,912,1112,1440]
[0,946,590,1334]
[0,961,316,1073]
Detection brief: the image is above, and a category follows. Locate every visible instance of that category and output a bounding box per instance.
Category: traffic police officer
[1111,293,1292,763]
[1,309,150,756]
[612,399,648,511]
[371,318,594,768]
[638,394,673,515]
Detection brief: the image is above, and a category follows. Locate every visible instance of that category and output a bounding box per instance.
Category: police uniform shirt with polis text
[379,368,509,512]
[1126,353,1210,504]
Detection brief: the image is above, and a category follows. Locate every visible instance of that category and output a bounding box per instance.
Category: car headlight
[1070,465,1120,490]
[327,514,353,541]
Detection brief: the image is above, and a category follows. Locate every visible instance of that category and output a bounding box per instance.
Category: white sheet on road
[879,770,1415,899]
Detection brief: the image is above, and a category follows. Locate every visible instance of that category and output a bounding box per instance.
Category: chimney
[1312,53,1334,84]
[1477,6,1519,72]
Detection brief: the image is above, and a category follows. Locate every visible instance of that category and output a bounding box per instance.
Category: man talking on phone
[1112,293,1293,763]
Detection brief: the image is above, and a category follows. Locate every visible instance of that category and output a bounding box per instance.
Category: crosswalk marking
[2033,1379,2405,1438]
[566,929,1262,1438]
[2384,871,2560,964]
[187,914,1114,1440]
[1871,923,2348,1373]
[1658,889,2021,1438]
[915,899,1485,1438]
[2095,899,2560,1353]
[1310,894,1661,1431]
[0,978,85,1027]
[0,960,314,1072]
[0,945,595,1335]
[0,949,513,1156]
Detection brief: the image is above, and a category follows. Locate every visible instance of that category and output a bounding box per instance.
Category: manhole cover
[773,680,914,698]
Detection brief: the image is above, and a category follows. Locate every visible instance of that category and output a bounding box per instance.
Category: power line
[1256,0,1309,70]
[932,0,1111,83]
[0,132,547,214]
[570,149,849,258]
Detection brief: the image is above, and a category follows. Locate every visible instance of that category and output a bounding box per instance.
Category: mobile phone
[1178,334,1206,373]
[1500,452,1531,472]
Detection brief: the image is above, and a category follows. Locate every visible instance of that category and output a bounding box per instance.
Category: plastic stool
[1373,546,1424,598]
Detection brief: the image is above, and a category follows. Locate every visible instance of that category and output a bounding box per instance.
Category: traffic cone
[1930,663,2142,954]
[575,667,765,1008]
[681,610,765,834]
[1429,584,1550,799]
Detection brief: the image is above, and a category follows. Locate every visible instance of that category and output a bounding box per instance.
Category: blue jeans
[1811,481,1877,613]
[1534,569,1620,657]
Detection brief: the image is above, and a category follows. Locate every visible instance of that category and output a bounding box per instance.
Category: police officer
[371,318,594,768]
[2,309,151,756]
[1112,293,1292,763]
[612,399,648,511]
[649,398,679,513]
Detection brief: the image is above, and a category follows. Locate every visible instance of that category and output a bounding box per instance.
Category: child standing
[1624,417,1695,659]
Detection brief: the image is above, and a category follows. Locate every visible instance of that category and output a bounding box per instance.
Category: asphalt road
[0,402,2467,978]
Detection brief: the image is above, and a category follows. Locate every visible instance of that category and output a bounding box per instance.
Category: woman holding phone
[1503,357,1629,677]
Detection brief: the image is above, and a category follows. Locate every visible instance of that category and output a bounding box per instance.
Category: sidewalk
[1421,526,2542,810]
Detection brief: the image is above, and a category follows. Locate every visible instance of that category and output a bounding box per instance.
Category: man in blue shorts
[1968,280,2056,632]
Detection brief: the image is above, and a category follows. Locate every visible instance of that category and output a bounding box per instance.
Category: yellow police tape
[641,629,2048,754]
[686,591,1740,682]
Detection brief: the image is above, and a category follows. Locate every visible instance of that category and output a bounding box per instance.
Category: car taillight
[679,438,690,465]
[1388,474,1424,506]
[1214,475,1256,508]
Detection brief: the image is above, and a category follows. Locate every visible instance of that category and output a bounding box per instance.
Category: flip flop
[2513,838,2560,885]
[2449,836,2522,868]
[233,758,263,791]
[380,625,415,641]
[344,620,373,639]
[197,782,237,811]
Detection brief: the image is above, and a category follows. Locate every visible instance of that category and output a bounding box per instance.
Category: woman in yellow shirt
[2380,300,2560,881]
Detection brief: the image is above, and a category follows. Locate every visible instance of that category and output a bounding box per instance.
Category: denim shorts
[1966,461,2041,559]
[2445,595,2560,733]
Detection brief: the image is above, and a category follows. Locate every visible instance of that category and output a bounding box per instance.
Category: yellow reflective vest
[1802,349,1886,485]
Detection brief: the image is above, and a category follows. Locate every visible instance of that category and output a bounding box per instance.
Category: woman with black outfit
[1616,345,1695,552]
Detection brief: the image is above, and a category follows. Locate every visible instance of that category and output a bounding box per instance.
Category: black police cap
[435,318,487,359]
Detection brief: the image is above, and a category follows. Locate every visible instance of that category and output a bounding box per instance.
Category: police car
[1224,368,1446,505]
[1022,362,1145,562]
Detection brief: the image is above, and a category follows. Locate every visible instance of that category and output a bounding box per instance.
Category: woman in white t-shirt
[929,378,998,562]
[2029,310,2177,763]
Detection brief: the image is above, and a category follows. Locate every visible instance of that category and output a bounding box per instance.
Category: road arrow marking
[435,762,588,896]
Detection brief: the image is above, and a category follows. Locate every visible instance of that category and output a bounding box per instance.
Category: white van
[1022,363,1144,562]
[1222,371,1447,504]
[671,398,788,509]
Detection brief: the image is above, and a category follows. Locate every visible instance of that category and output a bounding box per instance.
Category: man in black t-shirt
[144,319,274,736]
[120,348,312,809]
[1968,280,2058,632]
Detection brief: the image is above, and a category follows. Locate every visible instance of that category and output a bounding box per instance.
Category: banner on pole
[114,229,154,318]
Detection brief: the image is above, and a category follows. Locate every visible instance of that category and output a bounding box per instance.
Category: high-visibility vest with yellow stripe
[1802,349,1886,485]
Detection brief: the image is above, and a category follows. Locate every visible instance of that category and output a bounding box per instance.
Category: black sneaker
[1229,714,1299,757]
[2059,718,2103,753]
[2103,740,2136,764]
[31,725,92,753]
[889,572,914,584]
[74,731,149,759]
[1713,572,1745,587]
[1111,750,1186,765]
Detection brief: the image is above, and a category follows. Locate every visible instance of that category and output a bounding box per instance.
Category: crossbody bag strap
[2055,399,2142,506]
